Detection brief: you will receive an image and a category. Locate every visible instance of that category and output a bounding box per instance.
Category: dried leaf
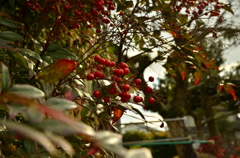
[112,108,123,125]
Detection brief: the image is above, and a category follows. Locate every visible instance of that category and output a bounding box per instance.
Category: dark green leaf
[224,5,234,14]
[46,44,61,52]
[24,139,35,154]
[44,48,78,61]
[8,84,45,99]
[8,0,15,9]
[16,48,42,62]
[0,19,21,28]
[1,63,11,91]
[0,31,23,41]
[45,97,77,111]
[7,50,28,69]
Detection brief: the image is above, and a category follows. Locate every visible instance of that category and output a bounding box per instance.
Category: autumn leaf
[178,62,186,81]
[87,143,100,156]
[112,108,123,125]
[36,59,78,83]
[210,11,220,17]
[194,70,202,85]
[218,83,224,92]
[223,83,237,101]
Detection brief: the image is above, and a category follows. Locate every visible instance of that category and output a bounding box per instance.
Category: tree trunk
[167,75,198,158]
[168,121,199,158]
[202,96,220,137]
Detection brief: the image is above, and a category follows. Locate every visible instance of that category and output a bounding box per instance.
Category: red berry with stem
[148,97,155,104]
[145,86,153,94]
[87,73,95,80]
[134,79,142,85]
[93,90,101,98]
[103,96,110,103]
[121,97,128,103]
[122,84,130,92]
[149,76,154,82]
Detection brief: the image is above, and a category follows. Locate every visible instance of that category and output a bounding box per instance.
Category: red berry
[119,62,128,69]
[134,79,142,85]
[96,64,103,70]
[119,11,124,15]
[93,90,101,98]
[122,84,130,92]
[99,58,106,65]
[96,29,101,34]
[64,5,71,10]
[103,96,110,103]
[35,2,40,8]
[51,6,55,10]
[94,71,104,78]
[27,3,32,7]
[145,86,153,94]
[133,96,143,103]
[67,32,72,35]
[31,6,36,11]
[113,69,124,77]
[104,59,112,67]
[39,8,44,12]
[94,55,101,62]
[109,88,117,95]
[87,73,95,80]
[149,76,154,82]
[148,97,155,104]
[110,61,116,67]
[123,68,130,75]
[121,97,128,103]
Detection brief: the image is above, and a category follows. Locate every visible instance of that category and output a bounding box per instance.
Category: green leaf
[7,104,26,118]
[195,19,204,27]
[45,132,75,155]
[1,63,11,91]
[0,119,58,156]
[8,0,15,10]
[16,48,42,62]
[45,97,77,111]
[224,5,234,14]
[177,14,188,25]
[44,48,78,61]
[37,120,80,135]
[7,50,28,69]
[24,139,35,154]
[20,106,44,123]
[0,31,23,41]
[46,43,61,52]
[0,19,21,28]
[8,84,45,99]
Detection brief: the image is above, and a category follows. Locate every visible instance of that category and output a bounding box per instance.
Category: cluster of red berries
[174,0,227,20]
[27,1,44,12]
[88,55,155,105]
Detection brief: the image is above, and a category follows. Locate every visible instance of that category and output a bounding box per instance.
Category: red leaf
[112,108,123,125]
[218,83,224,92]
[210,11,220,17]
[87,144,100,156]
[36,59,77,83]
[194,70,202,85]
[178,63,186,81]
[224,83,237,101]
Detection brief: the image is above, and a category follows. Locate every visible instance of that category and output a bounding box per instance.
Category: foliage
[198,136,240,158]
[0,0,239,157]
